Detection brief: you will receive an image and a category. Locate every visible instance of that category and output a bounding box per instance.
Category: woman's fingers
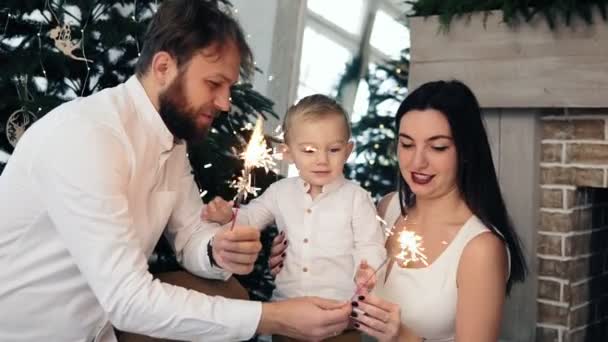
[351,295,400,341]
[270,264,282,276]
[268,231,287,271]
[354,298,391,323]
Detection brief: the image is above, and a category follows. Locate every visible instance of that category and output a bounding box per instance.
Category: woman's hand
[351,291,401,342]
[268,231,288,276]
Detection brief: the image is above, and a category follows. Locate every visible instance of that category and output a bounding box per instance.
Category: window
[307,0,365,35]
[351,5,410,125]
[297,0,410,105]
[370,9,410,59]
[297,27,353,99]
[289,0,410,177]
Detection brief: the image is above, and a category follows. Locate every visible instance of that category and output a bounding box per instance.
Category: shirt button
[302,267,308,272]
[306,208,312,214]
[303,238,309,243]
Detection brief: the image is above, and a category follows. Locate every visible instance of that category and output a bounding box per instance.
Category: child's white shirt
[235,176,386,301]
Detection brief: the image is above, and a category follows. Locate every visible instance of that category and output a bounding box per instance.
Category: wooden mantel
[408,10,608,108]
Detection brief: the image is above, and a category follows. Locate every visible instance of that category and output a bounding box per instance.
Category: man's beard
[158,73,211,143]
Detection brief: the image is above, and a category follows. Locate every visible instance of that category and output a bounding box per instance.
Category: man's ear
[280,143,294,163]
[150,51,178,88]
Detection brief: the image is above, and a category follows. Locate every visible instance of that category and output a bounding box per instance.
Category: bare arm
[455,232,508,342]
[377,192,396,219]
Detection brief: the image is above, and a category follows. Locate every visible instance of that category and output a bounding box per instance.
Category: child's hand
[354,260,376,293]
[201,196,234,225]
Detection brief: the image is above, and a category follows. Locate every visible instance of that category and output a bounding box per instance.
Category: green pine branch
[408,0,608,30]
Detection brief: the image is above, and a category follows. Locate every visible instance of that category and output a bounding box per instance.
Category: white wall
[232,0,306,175]
[231,0,306,134]
[232,0,278,97]
[484,110,539,342]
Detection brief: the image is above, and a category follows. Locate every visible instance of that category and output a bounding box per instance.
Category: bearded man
[0,1,351,341]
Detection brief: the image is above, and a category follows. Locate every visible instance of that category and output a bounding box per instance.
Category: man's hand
[211,226,261,274]
[201,196,234,225]
[258,297,351,340]
[268,231,288,276]
[354,260,377,293]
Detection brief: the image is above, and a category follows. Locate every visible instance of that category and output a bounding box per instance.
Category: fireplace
[407,9,608,340]
[537,111,608,342]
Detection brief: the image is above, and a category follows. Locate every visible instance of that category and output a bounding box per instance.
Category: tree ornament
[6,108,37,147]
[48,24,92,63]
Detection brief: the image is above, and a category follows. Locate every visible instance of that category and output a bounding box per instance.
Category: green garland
[409,0,608,30]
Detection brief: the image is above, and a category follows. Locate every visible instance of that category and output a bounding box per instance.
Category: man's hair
[282,94,351,143]
[135,0,253,77]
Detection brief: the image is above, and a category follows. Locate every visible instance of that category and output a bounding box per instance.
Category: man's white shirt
[0,76,261,341]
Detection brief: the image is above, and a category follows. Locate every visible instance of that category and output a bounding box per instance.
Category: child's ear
[280,144,294,163]
[346,141,354,157]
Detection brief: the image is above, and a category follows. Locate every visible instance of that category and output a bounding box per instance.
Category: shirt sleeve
[31,121,261,341]
[234,182,277,230]
[351,188,387,274]
[163,146,232,281]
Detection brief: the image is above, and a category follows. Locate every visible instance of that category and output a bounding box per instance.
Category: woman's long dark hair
[395,80,527,293]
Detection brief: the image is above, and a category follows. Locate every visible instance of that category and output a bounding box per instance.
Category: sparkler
[388,216,428,267]
[229,115,276,228]
[352,215,428,297]
[394,227,428,267]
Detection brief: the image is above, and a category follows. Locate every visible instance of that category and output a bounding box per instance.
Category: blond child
[203,94,386,302]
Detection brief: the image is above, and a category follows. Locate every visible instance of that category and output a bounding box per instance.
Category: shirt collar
[125,75,175,152]
[297,174,347,196]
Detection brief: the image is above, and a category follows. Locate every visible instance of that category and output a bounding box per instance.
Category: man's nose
[214,89,231,112]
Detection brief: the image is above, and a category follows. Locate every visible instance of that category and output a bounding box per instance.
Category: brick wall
[538,111,608,342]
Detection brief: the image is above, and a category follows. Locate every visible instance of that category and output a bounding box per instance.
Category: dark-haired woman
[353,80,527,342]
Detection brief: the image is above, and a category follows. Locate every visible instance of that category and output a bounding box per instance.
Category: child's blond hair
[282,94,351,143]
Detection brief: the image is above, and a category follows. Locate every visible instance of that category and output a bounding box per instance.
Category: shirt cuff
[198,231,232,281]
[217,298,262,341]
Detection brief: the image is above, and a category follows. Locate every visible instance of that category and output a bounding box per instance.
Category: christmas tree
[0,0,279,303]
[339,50,409,200]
